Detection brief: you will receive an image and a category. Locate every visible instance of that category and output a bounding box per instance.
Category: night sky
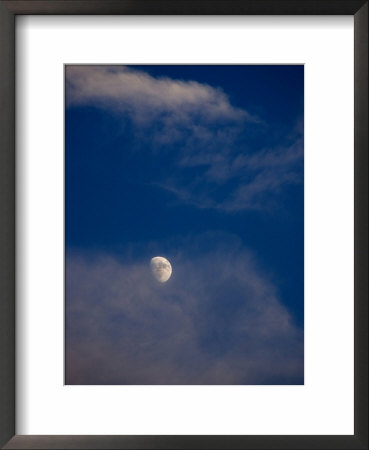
[65,65,304,385]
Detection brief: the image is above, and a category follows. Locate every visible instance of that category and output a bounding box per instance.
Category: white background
[16,16,354,435]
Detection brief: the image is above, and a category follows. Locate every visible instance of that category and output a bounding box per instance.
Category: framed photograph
[0,1,367,449]
[64,63,305,387]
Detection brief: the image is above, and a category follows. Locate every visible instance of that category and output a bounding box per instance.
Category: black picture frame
[0,1,367,449]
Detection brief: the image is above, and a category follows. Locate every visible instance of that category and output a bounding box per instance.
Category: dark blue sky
[65,65,304,385]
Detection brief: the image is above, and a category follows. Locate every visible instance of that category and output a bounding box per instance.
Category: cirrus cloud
[66,65,252,125]
[66,65,303,213]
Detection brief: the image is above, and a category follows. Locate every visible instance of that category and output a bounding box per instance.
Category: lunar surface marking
[150,256,172,282]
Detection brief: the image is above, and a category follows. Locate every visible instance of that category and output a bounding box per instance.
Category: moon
[150,256,172,283]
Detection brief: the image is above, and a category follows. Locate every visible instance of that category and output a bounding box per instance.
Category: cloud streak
[161,137,303,212]
[66,65,251,125]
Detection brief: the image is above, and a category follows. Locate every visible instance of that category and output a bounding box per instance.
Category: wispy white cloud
[66,233,303,385]
[159,137,303,212]
[66,65,252,125]
[66,65,303,212]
